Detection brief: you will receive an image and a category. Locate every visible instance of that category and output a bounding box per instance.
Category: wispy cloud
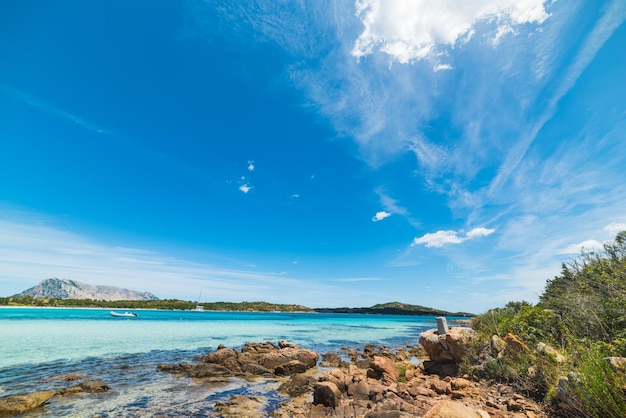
[488,0,626,197]
[0,211,335,303]
[556,240,604,255]
[605,222,626,236]
[412,227,494,248]
[0,84,107,134]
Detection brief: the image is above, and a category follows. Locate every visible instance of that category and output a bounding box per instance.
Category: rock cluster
[273,342,547,418]
[157,340,319,380]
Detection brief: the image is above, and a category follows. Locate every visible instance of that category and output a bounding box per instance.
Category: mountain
[314,301,474,317]
[16,278,159,301]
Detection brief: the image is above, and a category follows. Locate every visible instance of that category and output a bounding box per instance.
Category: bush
[472,303,569,349]
[566,346,626,418]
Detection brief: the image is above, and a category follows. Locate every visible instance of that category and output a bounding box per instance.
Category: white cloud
[352,0,550,64]
[372,211,391,222]
[412,230,464,247]
[248,160,255,171]
[433,63,454,72]
[412,227,494,248]
[466,227,496,238]
[556,240,604,255]
[605,222,626,236]
[239,184,252,193]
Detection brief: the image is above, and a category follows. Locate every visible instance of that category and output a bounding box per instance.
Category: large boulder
[419,327,477,362]
[313,381,342,408]
[367,355,398,385]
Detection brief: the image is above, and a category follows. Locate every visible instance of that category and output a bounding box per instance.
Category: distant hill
[16,278,159,301]
[314,301,474,317]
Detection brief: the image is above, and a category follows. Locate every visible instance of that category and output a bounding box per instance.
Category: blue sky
[1,0,625,313]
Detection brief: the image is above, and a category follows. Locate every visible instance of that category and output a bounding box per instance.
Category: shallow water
[0,308,454,416]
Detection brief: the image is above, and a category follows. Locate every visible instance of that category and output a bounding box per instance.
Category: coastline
[1,334,549,417]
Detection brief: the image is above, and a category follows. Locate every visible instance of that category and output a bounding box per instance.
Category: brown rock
[423,399,489,418]
[320,352,349,368]
[347,379,370,400]
[314,381,342,408]
[278,373,316,397]
[419,327,477,362]
[451,377,473,390]
[429,379,451,395]
[78,380,109,393]
[241,341,279,354]
[274,359,307,375]
[504,333,529,356]
[0,391,56,416]
[239,361,272,376]
[185,362,232,378]
[368,356,398,385]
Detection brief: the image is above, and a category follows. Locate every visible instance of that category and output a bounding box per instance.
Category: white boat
[110,311,138,318]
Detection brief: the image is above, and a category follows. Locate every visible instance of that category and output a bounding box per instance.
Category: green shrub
[567,346,626,418]
[472,303,569,349]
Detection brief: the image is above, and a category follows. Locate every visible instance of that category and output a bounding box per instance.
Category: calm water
[0,307,452,417]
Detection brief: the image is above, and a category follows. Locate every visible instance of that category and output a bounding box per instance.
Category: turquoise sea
[0,307,458,417]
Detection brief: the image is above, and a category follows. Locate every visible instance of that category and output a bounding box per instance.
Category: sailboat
[194,291,204,311]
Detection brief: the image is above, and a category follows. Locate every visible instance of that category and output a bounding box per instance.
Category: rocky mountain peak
[16,278,159,301]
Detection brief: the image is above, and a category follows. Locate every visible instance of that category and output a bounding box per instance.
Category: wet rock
[214,394,265,418]
[320,352,349,368]
[78,380,109,393]
[0,391,56,416]
[278,373,315,397]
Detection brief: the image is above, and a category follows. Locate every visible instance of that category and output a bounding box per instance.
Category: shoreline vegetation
[0,298,473,317]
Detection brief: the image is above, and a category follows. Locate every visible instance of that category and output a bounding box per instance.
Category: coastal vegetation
[466,231,626,417]
[0,297,313,312]
[314,301,473,317]
[0,296,469,316]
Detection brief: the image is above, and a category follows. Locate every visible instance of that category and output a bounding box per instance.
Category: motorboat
[110,311,138,318]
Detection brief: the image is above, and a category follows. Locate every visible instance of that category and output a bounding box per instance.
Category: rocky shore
[1,327,550,417]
